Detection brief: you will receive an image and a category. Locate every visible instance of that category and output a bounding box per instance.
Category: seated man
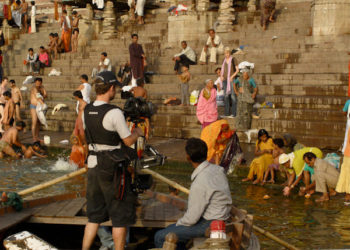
[23,48,39,75]
[154,138,232,249]
[303,152,339,202]
[91,52,112,78]
[199,29,224,65]
[0,121,26,159]
[173,41,196,74]
[38,46,49,74]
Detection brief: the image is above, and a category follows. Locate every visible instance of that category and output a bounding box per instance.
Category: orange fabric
[69,145,85,168]
[215,128,234,154]
[54,1,59,21]
[61,29,71,52]
[200,119,230,161]
[345,126,350,157]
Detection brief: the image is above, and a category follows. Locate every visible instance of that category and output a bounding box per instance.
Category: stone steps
[254,119,344,138]
[259,108,346,122]
[265,95,347,110]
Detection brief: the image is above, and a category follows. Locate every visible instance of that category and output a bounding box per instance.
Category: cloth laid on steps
[92,0,104,9]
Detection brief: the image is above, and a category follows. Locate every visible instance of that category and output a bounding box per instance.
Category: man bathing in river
[0,121,26,158]
[10,80,22,122]
[24,141,47,159]
[154,138,232,248]
[30,77,47,142]
[2,91,14,131]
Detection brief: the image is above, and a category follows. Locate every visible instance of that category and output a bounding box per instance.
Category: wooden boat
[0,190,254,250]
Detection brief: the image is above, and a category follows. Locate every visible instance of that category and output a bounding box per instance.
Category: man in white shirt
[75,74,91,114]
[173,41,196,74]
[199,29,224,65]
[82,74,143,250]
[91,52,112,78]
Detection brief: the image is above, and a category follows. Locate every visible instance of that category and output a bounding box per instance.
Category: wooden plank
[28,216,177,228]
[56,198,87,217]
[34,200,71,217]
[0,209,34,233]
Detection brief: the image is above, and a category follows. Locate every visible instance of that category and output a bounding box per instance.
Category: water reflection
[1,149,350,249]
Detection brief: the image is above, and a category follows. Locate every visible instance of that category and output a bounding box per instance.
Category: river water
[1,147,350,249]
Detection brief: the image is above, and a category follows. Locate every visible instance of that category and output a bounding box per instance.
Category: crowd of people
[169,29,258,131]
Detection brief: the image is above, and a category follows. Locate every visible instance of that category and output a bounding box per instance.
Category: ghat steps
[3,1,349,148]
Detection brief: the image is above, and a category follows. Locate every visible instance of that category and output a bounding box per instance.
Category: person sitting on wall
[172,41,196,74]
[199,29,224,65]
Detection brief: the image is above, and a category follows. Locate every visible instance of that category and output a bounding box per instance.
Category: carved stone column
[197,0,210,12]
[216,0,235,32]
[101,1,118,39]
[247,0,257,12]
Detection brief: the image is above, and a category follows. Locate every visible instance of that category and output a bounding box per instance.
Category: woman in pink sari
[196,79,218,128]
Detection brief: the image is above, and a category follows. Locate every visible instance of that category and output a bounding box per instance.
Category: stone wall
[312,0,350,38]
[168,12,217,45]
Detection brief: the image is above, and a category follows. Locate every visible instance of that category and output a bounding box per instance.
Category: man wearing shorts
[30,77,46,142]
[82,74,143,250]
[0,121,26,159]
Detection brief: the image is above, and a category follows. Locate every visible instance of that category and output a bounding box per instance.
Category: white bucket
[44,136,51,145]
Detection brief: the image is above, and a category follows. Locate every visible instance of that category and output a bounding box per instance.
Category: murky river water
[1,146,350,249]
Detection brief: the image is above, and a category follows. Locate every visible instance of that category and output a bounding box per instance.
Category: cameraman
[82,75,143,250]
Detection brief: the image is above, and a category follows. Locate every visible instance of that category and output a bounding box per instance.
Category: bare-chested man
[0,121,26,158]
[10,80,22,122]
[20,0,29,33]
[2,91,14,131]
[0,77,9,132]
[30,77,47,142]
[131,78,147,99]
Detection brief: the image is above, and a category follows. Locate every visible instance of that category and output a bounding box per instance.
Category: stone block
[312,0,350,37]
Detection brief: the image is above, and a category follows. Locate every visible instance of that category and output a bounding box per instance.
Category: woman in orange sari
[242,129,274,184]
[60,10,71,52]
[69,134,86,168]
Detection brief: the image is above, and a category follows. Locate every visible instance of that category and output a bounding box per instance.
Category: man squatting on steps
[81,75,143,250]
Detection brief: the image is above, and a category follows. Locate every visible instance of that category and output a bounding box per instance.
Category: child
[214,123,234,165]
[214,67,222,91]
[71,28,79,53]
[2,91,14,131]
[177,65,190,106]
[24,141,47,158]
[131,78,147,99]
[263,138,284,184]
[10,80,22,122]
[242,129,274,185]
[69,134,86,168]
[30,1,36,33]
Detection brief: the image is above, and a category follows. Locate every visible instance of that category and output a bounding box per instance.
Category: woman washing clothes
[200,119,233,164]
[242,129,274,185]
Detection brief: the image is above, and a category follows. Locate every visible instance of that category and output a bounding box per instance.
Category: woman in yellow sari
[242,129,274,184]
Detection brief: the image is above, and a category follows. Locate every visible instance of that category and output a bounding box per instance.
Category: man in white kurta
[199,29,224,64]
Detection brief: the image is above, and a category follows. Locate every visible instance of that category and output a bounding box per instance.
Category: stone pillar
[247,0,257,12]
[66,5,72,16]
[78,4,94,55]
[101,1,118,39]
[312,0,350,37]
[197,0,209,12]
[216,0,235,32]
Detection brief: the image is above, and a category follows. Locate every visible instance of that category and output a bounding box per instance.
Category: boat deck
[0,191,186,233]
